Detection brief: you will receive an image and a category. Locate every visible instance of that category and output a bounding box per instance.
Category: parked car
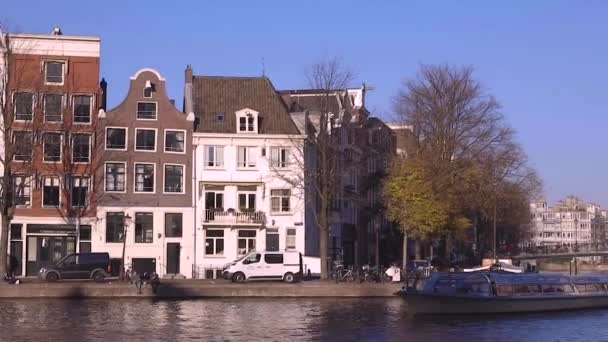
[38,252,112,282]
[223,251,303,283]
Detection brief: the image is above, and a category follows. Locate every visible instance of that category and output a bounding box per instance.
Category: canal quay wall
[0,280,402,299]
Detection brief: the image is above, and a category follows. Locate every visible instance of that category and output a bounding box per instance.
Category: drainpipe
[192,143,197,278]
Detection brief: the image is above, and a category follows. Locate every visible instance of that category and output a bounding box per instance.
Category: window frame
[134,212,154,244]
[270,189,291,214]
[12,175,32,208]
[41,176,61,208]
[205,229,225,256]
[104,161,127,193]
[236,146,257,169]
[237,230,257,255]
[134,128,158,152]
[71,133,92,164]
[43,60,66,85]
[270,146,289,168]
[70,176,90,208]
[235,109,258,134]
[72,94,93,124]
[163,163,185,194]
[13,92,34,122]
[134,162,156,194]
[164,129,186,154]
[237,191,256,211]
[106,212,125,243]
[105,127,128,151]
[204,145,224,169]
[136,101,158,120]
[164,213,183,238]
[43,93,63,123]
[42,132,63,163]
[12,131,33,162]
[286,228,297,250]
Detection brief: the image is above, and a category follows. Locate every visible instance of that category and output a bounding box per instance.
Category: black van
[38,253,111,282]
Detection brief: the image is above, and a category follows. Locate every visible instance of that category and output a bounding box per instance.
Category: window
[271,147,289,168]
[205,230,224,256]
[264,254,284,264]
[106,212,124,242]
[71,177,89,208]
[165,213,183,237]
[286,228,297,250]
[135,129,156,151]
[10,224,22,240]
[72,134,91,163]
[215,112,224,122]
[13,132,32,161]
[137,102,157,120]
[44,94,63,122]
[44,61,64,84]
[237,146,256,168]
[238,115,255,132]
[238,193,256,211]
[134,163,155,193]
[271,189,291,213]
[73,95,92,123]
[164,164,184,193]
[143,87,153,98]
[14,93,33,121]
[205,191,224,210]
[43,133,62,162]
[204,145,224,168]
[12,175,31,207]
[106,128,127,150]
[42,176,60,207]
[79,225,92,253]
[135,212,153,243]
[237,230,256,255]
[105,162,126,192]
[165,130,185,153]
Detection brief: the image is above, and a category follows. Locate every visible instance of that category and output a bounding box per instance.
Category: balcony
[204,209,265,225]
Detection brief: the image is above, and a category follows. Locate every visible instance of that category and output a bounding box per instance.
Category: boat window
[563,284,574,293]
[575,284,601,293]
[497,285,512,296]
[513,284,540,294]
[541,284,556,293]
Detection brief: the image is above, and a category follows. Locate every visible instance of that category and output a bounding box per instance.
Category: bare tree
[275,58,354,279]
[0,28,39,275]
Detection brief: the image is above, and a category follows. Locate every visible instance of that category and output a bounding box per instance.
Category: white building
[185,68,308,278]
[526,196,599,247]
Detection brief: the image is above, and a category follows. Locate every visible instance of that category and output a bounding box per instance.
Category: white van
[223,251,303,283]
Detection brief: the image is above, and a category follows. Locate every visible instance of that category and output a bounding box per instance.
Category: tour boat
[402,272,608,314]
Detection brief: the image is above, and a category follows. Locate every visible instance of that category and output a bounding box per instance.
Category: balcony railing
[204,209,265,225]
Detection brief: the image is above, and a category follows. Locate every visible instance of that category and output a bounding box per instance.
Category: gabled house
[185,66,308,278]
[94,68,195,278]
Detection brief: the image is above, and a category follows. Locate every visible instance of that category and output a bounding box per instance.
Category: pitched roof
[191,76,299,134]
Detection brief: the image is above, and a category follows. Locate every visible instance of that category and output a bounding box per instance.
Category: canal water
[0,298,606,341]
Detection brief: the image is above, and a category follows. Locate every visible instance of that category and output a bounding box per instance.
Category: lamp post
[119,214,132,281]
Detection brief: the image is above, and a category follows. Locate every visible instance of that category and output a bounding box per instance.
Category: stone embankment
[0,280,402,299]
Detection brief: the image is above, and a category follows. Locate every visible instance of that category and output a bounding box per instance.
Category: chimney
[99,78,107,111]
[185,64,193,84]
[52,26,63,35]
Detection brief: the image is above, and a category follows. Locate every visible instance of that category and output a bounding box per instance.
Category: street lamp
[119,214,132,281]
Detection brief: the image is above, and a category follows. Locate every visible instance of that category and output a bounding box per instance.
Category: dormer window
[235,108,258,133]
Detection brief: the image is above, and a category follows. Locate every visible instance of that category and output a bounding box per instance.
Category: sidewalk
[0,279,403,299]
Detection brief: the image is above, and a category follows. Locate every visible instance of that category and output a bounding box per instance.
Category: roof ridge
[193,75,268,80]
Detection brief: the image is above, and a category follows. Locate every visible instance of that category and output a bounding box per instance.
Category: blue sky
[3,1,608,206]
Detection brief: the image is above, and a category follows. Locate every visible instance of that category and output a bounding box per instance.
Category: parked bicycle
[332,264,357,283]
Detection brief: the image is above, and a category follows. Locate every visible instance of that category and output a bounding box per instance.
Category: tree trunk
[319,206,329,280]
[375,229,380,267]
[402,230,408,269]
[0,216,9,274]
[415,240,421,260]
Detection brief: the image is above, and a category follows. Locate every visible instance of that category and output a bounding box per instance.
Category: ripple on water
[0,298,607,341]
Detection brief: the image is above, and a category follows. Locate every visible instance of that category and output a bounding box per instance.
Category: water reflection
[0,298,607,341]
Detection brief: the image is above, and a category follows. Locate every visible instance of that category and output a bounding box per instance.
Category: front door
[166,243,180,274]
[266,229,279,252]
